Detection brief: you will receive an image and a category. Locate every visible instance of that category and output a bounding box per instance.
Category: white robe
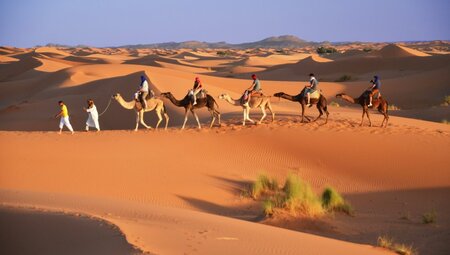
[86,105,100,130]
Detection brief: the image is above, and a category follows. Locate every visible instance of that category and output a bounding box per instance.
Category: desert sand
[1,43,449,255]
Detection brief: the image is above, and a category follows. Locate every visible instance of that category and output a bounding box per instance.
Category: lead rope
[98,97,113,116]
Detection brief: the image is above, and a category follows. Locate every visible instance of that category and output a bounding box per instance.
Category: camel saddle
[310,90,321,99]
[186,89,207,99]
[252,91,264,97]
[362,90,381,99]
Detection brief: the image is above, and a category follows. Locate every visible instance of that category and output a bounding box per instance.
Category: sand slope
[1,45,450,254]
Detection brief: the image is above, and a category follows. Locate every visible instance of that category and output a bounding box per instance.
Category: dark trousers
[139,91,148,108]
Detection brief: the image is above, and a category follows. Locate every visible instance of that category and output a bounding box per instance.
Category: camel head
[112,93,121,99]
[218,93,230,100]
[335,93,344,98]
[273,92,285,98]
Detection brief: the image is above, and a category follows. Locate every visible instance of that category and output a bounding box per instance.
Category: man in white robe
[84,99,100,131]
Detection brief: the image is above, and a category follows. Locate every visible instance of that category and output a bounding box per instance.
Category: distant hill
[119,35,317,49]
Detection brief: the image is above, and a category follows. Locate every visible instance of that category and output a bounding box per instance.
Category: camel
[112,93,169,131]
[160,92,220,129]
[218,93,275,125]
[335,91,389,127]
[273,87,329,124]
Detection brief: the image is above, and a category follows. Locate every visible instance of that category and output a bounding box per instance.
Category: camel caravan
[57,73,390,133]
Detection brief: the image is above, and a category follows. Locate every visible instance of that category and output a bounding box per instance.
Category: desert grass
[377,235,416,255]
[251,174,278,199]
[283,174,324,216]
[441,95,450,106]
[263,199,274,216]
[377,235,393,249]
[422,210,437,224]
[321,187,353,215]
[249,174,351,218]
[388,104,401,110]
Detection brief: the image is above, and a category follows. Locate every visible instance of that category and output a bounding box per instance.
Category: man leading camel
[55,100,74,134]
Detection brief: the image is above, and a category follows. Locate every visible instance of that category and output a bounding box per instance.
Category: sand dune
[373,44,431,58]
[35,47,71,56]
[1,45,449,255]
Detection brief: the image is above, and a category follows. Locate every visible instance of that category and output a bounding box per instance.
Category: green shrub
[250,174,351,218]
[442,95,450,106]
[422,210,437,224]
[393,243,415,255]
[317,46,337,54]
[216,50,231,56]
[377,235,416,255]
[251,174,278,199]
[377,235,393,249]
[388,104,400,110]
[321,187,352,215]
[283,174,324,216]
[335,75,352,82]
[363,48,373,52]
[263,199,274,216]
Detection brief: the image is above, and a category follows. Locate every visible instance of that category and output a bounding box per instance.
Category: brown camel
[160,92,220,129]
[218,93,275,126]
[273,87,329,124]
[335,91,389,127]
[112,93,169,131]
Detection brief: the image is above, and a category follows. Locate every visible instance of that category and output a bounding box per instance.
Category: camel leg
[313,105,323,122]
[134,112,140,131]
[209,109,216,128]
[246,106,255,124]
[381,112,389,128]
[258,106,267,124]
[301,104,306,123]
[182,109,189,130]
[217,111,221,126]
[155,109,163,130]
[140,111,152,129]
[191,110,201,129]
[379,106,389,128]
[164,113,169,130]
[366,110,372,127]
[242,108,247,126]
[360,109,366,126]
[267,103,275,122]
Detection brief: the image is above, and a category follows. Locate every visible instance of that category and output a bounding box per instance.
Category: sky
[0,0,449,47]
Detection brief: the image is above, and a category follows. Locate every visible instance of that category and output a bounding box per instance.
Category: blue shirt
[373,79,381,89]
